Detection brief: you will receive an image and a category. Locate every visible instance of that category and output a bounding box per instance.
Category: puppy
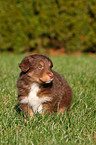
[17,54,73,117]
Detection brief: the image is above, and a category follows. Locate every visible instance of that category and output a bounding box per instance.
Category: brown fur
[17,54,73,117]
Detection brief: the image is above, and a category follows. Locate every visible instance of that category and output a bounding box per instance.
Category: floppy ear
[19,56,30,72]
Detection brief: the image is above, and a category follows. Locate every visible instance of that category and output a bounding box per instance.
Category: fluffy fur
[17,54,73,117]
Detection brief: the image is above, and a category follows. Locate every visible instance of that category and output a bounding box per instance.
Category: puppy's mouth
[45,78,53,84]
[39,78,53,84]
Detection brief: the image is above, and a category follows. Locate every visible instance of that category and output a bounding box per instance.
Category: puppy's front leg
[19,103,34,117]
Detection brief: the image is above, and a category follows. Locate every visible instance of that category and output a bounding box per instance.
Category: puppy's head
[19,54,54,84]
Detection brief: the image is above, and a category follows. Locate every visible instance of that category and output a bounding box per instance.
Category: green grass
[0,54,96,145]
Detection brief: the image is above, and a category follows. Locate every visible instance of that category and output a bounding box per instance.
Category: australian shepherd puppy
[17,54,73,117]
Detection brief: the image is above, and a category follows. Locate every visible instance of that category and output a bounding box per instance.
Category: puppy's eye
[38,66,43,69]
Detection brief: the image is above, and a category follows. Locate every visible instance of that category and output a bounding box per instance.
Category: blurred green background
[0,0,96,53]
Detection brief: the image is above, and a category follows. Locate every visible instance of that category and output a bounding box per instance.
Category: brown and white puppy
[17,54,73,117]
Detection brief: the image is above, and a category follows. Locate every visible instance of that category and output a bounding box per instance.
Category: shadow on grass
[14,103,26,118]
[14,103,22,115]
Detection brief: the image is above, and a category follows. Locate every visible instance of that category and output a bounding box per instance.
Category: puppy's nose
[49,73,54,79]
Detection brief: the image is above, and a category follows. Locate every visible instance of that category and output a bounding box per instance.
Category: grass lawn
[0,54,96,145]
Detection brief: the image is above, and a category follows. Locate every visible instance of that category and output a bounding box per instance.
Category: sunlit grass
[0,54,96,145]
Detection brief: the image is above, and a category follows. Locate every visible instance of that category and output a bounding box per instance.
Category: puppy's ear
[19,56,31,72]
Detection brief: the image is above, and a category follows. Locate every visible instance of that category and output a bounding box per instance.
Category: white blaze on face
[20,83,51,113]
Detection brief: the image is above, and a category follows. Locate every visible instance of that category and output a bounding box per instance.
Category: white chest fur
[20,83,50,114]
